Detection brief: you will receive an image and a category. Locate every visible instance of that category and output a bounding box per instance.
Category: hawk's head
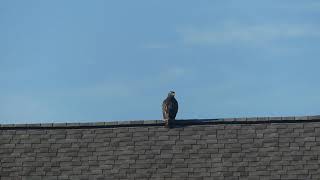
[168,91,176,97]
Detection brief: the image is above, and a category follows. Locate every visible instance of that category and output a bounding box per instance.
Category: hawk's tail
[165,118,175,128]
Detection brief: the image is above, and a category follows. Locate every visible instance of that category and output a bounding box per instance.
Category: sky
[1,1,320,124]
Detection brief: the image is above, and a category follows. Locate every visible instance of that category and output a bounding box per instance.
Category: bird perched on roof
[162,91,178,128]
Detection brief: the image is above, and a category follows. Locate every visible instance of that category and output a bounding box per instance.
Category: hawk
[162,91,178,128]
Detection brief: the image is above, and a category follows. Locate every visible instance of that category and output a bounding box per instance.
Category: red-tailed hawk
[162,91,178,128]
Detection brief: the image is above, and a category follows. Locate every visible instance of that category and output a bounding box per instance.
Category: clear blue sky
[1,1,320,124]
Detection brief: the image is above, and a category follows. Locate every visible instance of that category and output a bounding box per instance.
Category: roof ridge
[1,115,320,129]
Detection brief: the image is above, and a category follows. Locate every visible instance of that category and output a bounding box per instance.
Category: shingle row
[1,115,320,128]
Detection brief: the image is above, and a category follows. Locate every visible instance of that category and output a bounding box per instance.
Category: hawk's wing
[169,97,178,119]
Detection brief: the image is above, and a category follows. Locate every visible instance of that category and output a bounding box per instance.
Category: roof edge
[1,115,320,129]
